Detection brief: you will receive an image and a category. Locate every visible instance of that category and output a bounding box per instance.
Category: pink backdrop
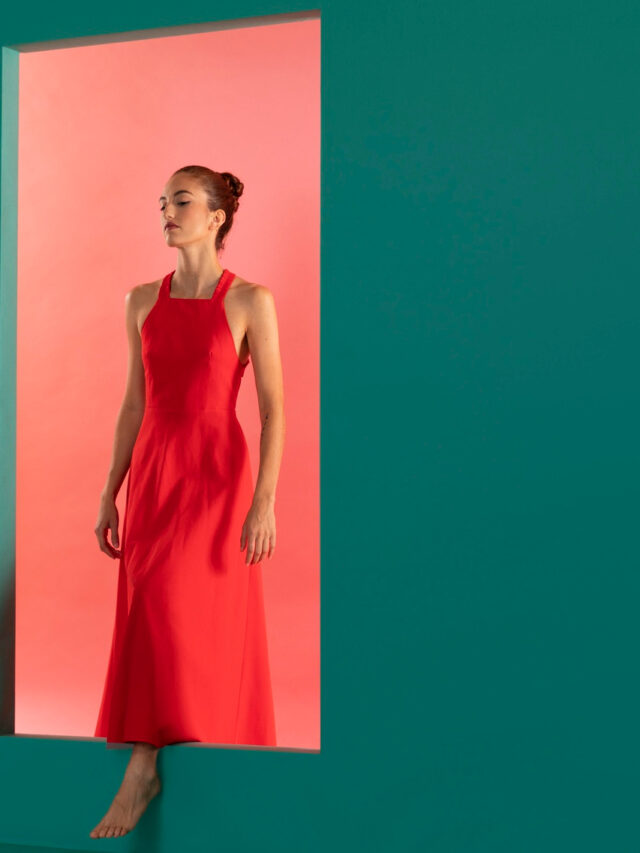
[16,20,319,750]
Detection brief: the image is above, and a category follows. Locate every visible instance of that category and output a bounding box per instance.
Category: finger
[95,528,120,559]
[250,542,261,564]
[245,537,255,564]
[252,535,266,564]
[95,527,110,554]
[111,523,120,550]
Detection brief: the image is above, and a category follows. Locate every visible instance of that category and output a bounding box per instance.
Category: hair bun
[220,171,244,203]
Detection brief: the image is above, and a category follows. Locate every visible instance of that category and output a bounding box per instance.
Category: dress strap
[159,270,174,300]
[215,269,235,303]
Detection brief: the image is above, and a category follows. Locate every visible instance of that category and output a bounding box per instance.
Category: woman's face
[159,174,224,246]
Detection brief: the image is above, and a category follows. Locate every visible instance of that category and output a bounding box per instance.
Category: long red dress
[94,268,276,748]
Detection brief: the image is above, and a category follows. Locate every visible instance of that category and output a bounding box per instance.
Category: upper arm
[245,285,284,414]
[121,286,146,412]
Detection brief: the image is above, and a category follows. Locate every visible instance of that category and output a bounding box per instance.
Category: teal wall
[1,1,638,850]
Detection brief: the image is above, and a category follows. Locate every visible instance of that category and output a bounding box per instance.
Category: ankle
[125,760,158,780]
[125,742,157,774]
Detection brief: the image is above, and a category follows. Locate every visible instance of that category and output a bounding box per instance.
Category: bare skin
[94,174,285,567]
[91,171,285,838]
[127,267,283,563]
[89,743,161,838]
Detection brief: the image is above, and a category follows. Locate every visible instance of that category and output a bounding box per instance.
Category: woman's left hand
[241,498,276,565]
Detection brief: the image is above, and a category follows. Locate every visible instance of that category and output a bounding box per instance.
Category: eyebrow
[158,190,194,202]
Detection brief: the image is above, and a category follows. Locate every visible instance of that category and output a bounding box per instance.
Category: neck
[172,249,224,298]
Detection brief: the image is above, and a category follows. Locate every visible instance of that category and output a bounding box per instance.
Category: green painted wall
[1,1,637,850]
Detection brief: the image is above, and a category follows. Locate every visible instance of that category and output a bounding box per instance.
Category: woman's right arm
[94,286,147,559]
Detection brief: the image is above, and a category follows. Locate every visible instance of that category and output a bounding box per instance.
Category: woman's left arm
[240,285,285,565]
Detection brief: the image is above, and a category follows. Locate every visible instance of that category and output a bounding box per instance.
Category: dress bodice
[140,268,248,414]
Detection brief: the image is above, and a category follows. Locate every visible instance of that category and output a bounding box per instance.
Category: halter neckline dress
[94,268,276,748]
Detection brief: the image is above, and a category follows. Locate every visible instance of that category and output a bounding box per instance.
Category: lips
[165,223,178,230]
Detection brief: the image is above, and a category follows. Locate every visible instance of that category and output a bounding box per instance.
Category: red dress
[94,268,276,748]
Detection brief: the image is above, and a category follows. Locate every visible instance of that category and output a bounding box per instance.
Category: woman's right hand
[95,493,122,559]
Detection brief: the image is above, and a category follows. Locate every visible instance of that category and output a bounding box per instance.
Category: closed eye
[159,202,189,211]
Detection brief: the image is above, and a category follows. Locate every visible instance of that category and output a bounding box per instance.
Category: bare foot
[89,768,161,838]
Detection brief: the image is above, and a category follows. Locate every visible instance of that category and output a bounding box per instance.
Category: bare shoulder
[124,279,163,333]
[126,278,162,307]
[230,276,275,314]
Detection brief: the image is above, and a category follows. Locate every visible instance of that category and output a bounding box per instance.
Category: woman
[89,166,285,839]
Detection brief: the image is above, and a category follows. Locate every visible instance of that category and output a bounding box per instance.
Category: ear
[210,210,225,230]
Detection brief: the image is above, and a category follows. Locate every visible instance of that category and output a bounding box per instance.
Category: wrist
[101,485,117,502]
[252,493,275,509]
